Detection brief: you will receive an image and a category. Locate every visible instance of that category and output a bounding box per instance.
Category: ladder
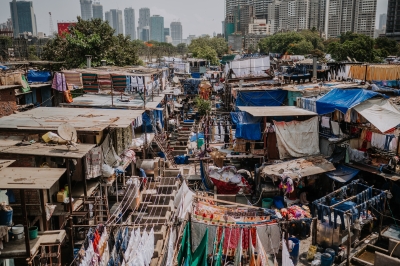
[153,134,177,168]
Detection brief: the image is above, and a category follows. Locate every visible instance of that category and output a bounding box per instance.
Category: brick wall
[0,154,36,167]
[0,88,17,118]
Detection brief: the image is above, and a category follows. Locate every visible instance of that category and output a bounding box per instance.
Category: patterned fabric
[51,72,67,91]
[111,74,128,92]
[63,71,83,87]
[82,73,98,93]
[86,147,103,179]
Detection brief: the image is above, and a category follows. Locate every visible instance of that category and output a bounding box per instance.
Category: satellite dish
[173,76,179,83]
[58,123,78,150]
[347,56,352,62]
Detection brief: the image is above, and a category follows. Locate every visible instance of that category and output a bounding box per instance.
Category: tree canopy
[42,17,141,68]
[188,36,228,64]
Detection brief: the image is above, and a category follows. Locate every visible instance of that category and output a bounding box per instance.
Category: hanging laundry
[191,228,208,266]
[177,223,192,266]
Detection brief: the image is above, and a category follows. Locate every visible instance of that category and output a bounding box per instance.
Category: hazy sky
[0,0,389,37]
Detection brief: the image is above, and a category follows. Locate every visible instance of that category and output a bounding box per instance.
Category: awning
[238,106,317,117]
[326,164,359,183]
[353,98,400,133]
[261,156,336,179]
[316,88,386,115]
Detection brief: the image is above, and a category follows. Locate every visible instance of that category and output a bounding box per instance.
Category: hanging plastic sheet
[326,164,359,183]
[181,78,201,95]
[274,117,320,159]
[231,112,262,140]
[27,70,52,83]
[236,90,287,107]
[142,112,153,133]
[316,88,386,115]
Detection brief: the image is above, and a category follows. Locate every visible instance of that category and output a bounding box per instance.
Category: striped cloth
[111,74,128,92]
[63,71,82,87]
[82,73,98,93]
[97,73,112,91]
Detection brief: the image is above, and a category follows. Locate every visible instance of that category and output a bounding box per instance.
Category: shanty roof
[0,160,15,169]
[67,66,163,77]
[60,94,164,110]
[0,107,143,132]
[261,156,336,179]
[0,167,66,189]
[0,85,21,91]
[238,106,317,117]
[0,136,95,159]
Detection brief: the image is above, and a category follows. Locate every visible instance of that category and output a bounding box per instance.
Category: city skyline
[0,0,224,37]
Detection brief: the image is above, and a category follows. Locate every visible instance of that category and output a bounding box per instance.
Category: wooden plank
[0,168,66,189]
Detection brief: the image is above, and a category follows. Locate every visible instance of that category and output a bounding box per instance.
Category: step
[147,204,172,216]
[150,258,159,266]
[163,169,181,177]
[151,193,177,205]
[134,212,171,224]
[156,184,178,195]
[158,177,180,185]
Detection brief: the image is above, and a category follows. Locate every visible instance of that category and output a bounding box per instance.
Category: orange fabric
[63,90,73,103]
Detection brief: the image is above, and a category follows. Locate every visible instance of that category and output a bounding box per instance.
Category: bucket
[0,209,13,226]
[262,198,273,209]
[325,248,335,265]
[288,238,300,265]
[273,196,285,209]
[29,226,38,240]
[197,138,204,149]
[320,253,333,266]
[12,224,24,235]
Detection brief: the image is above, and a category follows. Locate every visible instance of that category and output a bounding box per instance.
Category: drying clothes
[256,233,268,266]
[101,134,120,167]
[331,121,342,136]
[51,72,67,92]
[348,148,367,163]
[191,228,208,266]
[191,223,217,255]
[82,73,98,93]
[177,223,191,266]
[256,224,280,255]
[165,228,176,266]
[321,116,331,128]
[234,229,242,266]
[371,133,386,150]
[282,237,295,266]
[111,74,127,92]
[63,71,83,87]
[223,227,241,256]
[174,181,195,220]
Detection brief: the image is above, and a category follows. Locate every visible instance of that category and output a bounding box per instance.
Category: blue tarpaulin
[231,112,262,140]
[316,88,387,115]
[27,70,52,83]
[181,78,201,95]
[235,90,287,107]
[142,110,164,132]
[190,133,204,142]
[326,164,359,183]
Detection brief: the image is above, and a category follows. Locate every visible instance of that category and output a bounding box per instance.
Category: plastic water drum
[262,198,273,209]
[288,238,300,265]
[320,253,333,266]
[0,209,13,226]
[273,196,285,209]
[325,248,336,265]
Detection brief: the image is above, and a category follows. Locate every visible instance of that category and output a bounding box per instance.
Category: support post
[39,189,48,231]
[20,189,31,258]
[379,194,387,237]
[347,214,351,266]
[66,160,74,260]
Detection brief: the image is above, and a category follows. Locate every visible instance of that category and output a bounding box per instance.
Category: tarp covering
[27,70,52,83]
[230,112,262,140]
[326,164,359,183]
[316,89,385,115]
[238,106,317,117]
[228,57,271,78]
[181,78,201,95]
[274,117,320,159]
[261,156,336,180]
[353,98,400,133]
[236,90,287,107]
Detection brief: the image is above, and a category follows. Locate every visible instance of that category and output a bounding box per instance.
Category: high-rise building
[253,0,273,20]
[170,21,183,46]
[92,2,103,20]
[106,9,123,35]
[225,0,252,17]
[150,15,164,42]
[386,0,400,41]
[9,0,37,37]
[80,0,93,20]
[138,8,150,41]
[124,8,136,40]
[164,28,170,37]
[354,0,377,38]
[379,13,387,30]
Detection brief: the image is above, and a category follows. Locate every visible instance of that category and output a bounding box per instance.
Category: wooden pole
[20,189,31,258]
[347,214,352,266]
[194,195,261,210]
[379,194,387,237]
[39,189,48,231]
[66,160,74,260]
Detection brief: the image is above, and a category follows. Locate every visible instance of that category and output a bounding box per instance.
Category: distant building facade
[138,8,150,41]
[92,2,103,20]
[124,8,136,40]
[386,0,400,41]
[9,0,37,37]
[80,0,93,20]
[105,9,123,35]
[170,21,183,46]
[150,15,164,42]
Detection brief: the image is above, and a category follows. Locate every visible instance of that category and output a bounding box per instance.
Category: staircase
[153,134,178,168]
[130,175,180,266]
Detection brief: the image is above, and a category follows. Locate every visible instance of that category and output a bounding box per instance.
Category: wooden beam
[194,195,261,210]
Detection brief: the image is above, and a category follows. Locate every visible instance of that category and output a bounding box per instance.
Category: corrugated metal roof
[238,106,317,117]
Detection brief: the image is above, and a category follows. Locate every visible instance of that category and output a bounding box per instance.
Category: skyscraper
[170,21,183,46]
[80,0,93,20]
[354,0,377,38]
[138,8,150,41]
[106,9,123,35]
[124,8,136,40]
[92,2,103,20]
[164,28,170,37]
[386,0,400,41]
[9,0,37,37]
[379,13,387,30]
[150,15,164,42]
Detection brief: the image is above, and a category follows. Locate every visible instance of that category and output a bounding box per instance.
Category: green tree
[177,43,188,55]
[258,32,305,54]
[375,36,400,58]
[188,36,228,60]
[191,45,219,65]
[287,39,314,55]
[42,17,141,68]
[194,96,211,116]
[327,32,378,62]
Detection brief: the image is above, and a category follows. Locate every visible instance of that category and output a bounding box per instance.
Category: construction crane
[49,12,54,36]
